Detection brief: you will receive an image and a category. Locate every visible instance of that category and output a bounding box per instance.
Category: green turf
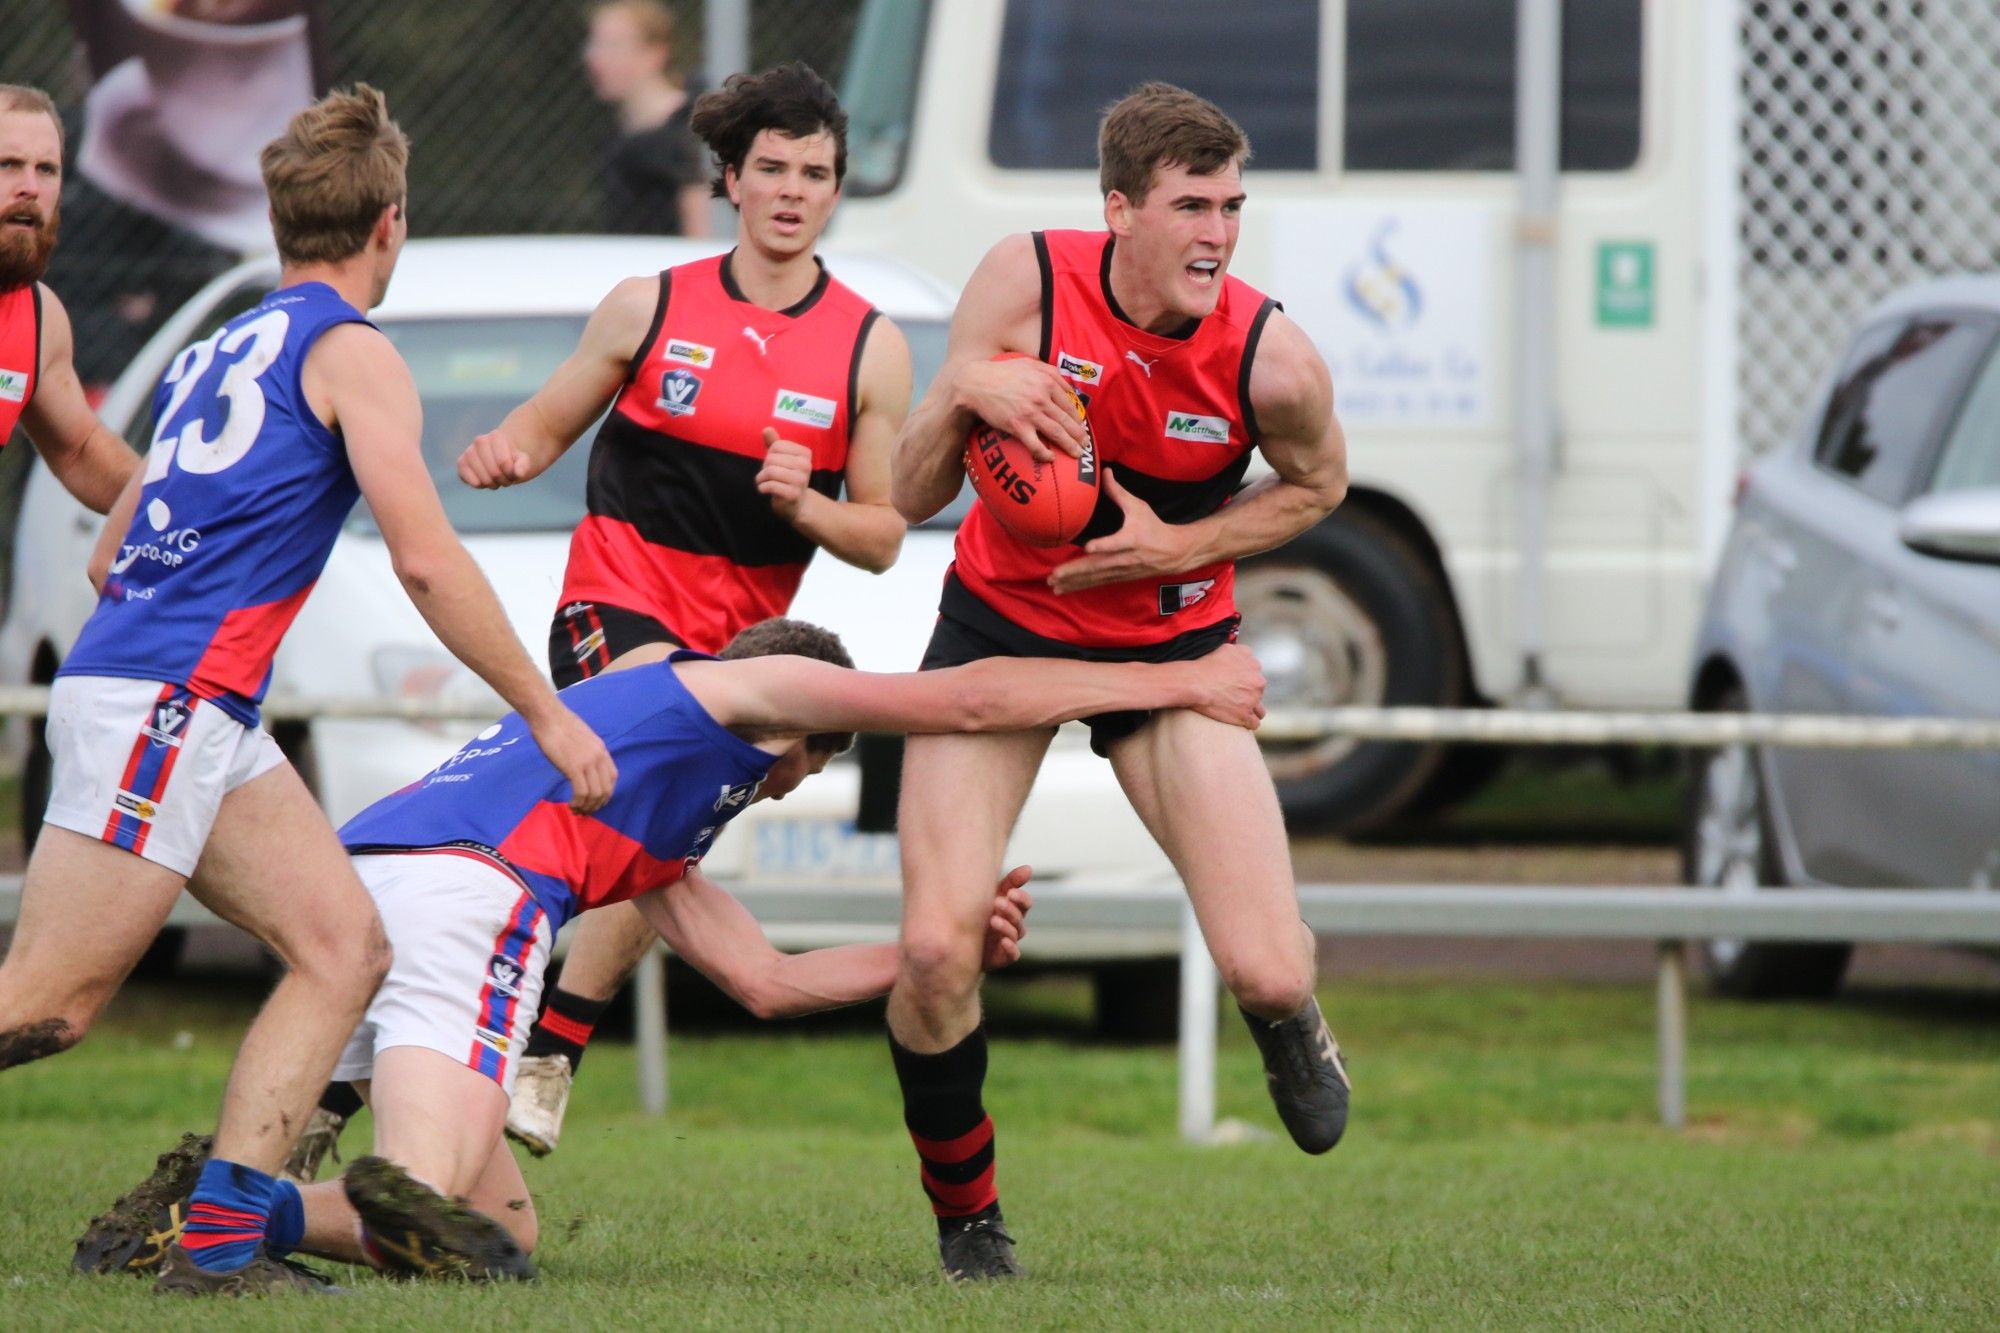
[4,972,1999,1329]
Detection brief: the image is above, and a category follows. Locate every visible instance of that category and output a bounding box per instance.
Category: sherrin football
[963,353,1100,547]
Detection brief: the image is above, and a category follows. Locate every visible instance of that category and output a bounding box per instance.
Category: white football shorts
[334,851,552,1098]
[42,675,286,877]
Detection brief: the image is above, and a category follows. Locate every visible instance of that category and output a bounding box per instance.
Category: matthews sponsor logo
[662,337,714,368]
[0,368,26,402]
[773,389,836,430]
[1156,578,1216,615]
[1056,351,1103,384]
[1164,411,1231,445]
[474,1026,510,1051]
[657,367,702,417]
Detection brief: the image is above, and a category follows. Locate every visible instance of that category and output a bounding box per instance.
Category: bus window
[988,0,1318,172]
[841,0,933,197]
[1344,0,1642,172]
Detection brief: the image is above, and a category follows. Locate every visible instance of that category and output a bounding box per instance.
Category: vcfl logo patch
[657,367,702,417]
[142,699,192,748]
[487,953,524,996]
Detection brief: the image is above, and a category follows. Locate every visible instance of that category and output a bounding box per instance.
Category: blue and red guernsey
[952,230,1278,647]
[0,284,41,444]
[558,251,880,651]
[339,653,777,931]
[60,282,369,726]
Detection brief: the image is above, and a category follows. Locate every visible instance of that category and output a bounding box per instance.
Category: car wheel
[1238,508,1467,832]
[1684,686,1852,999]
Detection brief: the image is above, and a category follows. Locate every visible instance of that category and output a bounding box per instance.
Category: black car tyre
[1238,509,1466,832]
[1683,686,1852,999]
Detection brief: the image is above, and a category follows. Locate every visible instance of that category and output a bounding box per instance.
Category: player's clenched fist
[525,703,620,813]
[1183,642,1268,730]
[457,429,537,489]
[980,865,1036,970]
[756,427,814,521]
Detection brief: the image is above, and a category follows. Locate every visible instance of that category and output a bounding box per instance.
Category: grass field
[4,971,1999,1330]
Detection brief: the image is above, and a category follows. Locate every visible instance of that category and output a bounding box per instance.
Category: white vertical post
[635,945,668,1116]
[1178,899,1218,1143]
[1697,0,1746,576]
[1656,940,1687,1129]
[704,0,750,80]
[1514,0,1562,701]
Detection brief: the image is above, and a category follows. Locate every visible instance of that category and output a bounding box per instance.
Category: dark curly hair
[689,61,848,200]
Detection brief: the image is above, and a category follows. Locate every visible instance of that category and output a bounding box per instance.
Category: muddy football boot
[153,1242,339,1295]
[282,1106,348,1185]
[503,1053,573,1157]
[938,1206,1024,1282]
[1242,997,1351,1154]
[73,1132,212,1276]
[342,1155,537,1282]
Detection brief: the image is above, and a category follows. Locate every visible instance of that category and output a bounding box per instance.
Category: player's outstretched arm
[18,287,140,514]
[690,642,1266,740]
[455,275,655,489]
[1049,311,1348,595]
[756,315,909,572]
[890,234,1087,524]
[634,865,1034,1018]
[314,322,618,813]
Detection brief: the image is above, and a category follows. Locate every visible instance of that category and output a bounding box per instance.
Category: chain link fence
[0,1,862,387]
[1737,0,2000,457]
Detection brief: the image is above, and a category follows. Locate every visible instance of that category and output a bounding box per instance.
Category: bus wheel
[1238,508,1466,832]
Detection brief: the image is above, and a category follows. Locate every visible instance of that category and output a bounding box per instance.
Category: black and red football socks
[889,1025,999,1233]
[521,985,613,1073]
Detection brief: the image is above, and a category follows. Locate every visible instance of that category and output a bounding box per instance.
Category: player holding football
[0,86,616,1296]
[885,83,1352,1280]
[78,619,1266,1282]
[277,62,913,1177]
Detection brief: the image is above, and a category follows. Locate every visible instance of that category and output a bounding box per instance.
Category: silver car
[1686,276,2000,997]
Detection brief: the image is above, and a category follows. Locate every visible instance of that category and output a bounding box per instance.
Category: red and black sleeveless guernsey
[558,253,879,652]
[952,231,1276,648]
[0,285,43,444]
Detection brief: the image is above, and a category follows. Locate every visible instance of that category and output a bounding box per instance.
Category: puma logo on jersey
[714,779,759,811]
[743,326,775,355]
[1125,350,1158,377]
[1056,352,1103,384]
[663,338,714,367]
[1157,579,1216,615]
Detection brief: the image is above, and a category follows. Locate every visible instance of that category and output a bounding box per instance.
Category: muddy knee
[0,1014,83,1068]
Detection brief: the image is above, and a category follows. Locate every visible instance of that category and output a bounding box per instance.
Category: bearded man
[0,85,140,513]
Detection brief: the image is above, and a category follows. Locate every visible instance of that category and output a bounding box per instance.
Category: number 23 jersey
[61,282,371,726]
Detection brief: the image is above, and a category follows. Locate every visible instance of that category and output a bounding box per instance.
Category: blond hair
[1098,82,1249,204]
[592,0,677,53]
[0,85,63,153]
[260,84,409,266]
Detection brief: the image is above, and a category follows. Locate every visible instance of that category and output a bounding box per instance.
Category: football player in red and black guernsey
[285,63,912,1180]
[886,83,1354,1281]
[0,86,140,513]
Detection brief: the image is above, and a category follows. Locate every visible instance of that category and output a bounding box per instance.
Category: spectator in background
[585,0,711,238]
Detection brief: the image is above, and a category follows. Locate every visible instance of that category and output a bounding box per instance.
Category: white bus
[821,0,2000,830]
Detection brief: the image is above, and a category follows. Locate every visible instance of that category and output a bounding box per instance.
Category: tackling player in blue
[4,86,617,1296]
[76,617,1268,1282]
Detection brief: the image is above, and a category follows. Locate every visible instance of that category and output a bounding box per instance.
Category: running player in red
[0,85,144,511]
[0,86,615,1296]
[278,62,910,1175]
[885,84,1353,1280]
[78,619,1266,1281]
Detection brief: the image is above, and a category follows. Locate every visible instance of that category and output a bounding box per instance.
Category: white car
[1,236,1177,948]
